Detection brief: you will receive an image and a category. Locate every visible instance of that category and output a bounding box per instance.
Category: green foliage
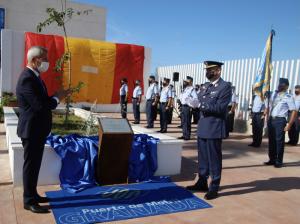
[0,92,17,106]
[81,101,98,136]
[36,0,91,127]
[37,7,92,33]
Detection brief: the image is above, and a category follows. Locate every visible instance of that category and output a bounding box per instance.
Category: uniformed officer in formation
[145,75,159,128]
[186,61,232,200]
[158,78,173,133]
[287,85,300,145]
[132,80,142,124]
[119,78,128,118]
[178,76,198,140]
[226,85,237,136]
[167,84,176,124]
[248,87,266,147]
[192,84,201,124]
[264,78,297,168]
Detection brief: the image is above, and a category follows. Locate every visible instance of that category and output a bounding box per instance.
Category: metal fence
[157,58,300,120]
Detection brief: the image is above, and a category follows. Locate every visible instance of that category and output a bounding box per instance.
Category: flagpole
[267,29,275,120]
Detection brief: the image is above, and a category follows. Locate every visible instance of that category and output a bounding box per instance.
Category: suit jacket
[197,78,232,139]
[16,67,58,139]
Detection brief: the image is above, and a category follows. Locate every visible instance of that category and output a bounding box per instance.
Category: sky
[75,0,300,73]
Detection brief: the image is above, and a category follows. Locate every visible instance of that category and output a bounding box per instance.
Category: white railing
[157,58,300,120]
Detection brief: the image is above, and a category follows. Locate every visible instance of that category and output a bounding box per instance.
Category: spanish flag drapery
[24,32,145,104]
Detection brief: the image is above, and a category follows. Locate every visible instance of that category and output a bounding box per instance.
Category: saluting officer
[287,85,300,145]
[264,78,297,168]
[248,87,266,147]
[119,78,128,118]
[186,61,232,200]
[158,78,173,133]
[145,76,159,128]
[132,80,142,124]
[178,76,198,140]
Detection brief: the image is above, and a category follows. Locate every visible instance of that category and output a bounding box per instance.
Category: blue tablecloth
[46,134,159,193]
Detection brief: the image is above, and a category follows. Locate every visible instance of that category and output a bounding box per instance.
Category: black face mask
[295,90,300,95]
[277,84,286,92]
[163,82,168,86]
[206,71,215,80]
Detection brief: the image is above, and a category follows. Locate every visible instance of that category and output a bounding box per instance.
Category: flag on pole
[253,29,275,100]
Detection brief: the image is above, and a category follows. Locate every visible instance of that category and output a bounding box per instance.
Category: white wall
[0,0,106,40]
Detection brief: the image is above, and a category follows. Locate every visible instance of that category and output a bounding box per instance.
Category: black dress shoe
[274,163,283,168]
[177,136,185,139]
[160,130,167,133]
[204,191,218,200]
[132,121,139,124]
[145,126,154,128]
[184,137,190,141]
[177,125,182,128]
[24,204,49,213]
[264,161,275,165]
[186,184,208,192]
[36,196,49,203]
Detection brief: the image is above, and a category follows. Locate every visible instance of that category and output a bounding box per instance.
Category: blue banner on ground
[46,182,212,224]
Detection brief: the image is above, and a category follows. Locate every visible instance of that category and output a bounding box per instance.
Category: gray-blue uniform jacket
[197,78,232,139]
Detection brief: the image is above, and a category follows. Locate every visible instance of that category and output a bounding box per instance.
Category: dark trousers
[288,115,300,145]
[146,100,154,127]
[22,137,46,205]
[252,112,264,146]
[226,106,235,135]
[159,103,168,131]
[192,108,200,124]
[182,105,192,139]
[132,98,140,123]
[198,138,222,192]
[167,107,173,124]
[120,95,127,118]
[268,117,287,164]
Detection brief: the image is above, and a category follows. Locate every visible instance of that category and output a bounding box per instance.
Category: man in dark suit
[16,46,70,213]
[186,61,232,200]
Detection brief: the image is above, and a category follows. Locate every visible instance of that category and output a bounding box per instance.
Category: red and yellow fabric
[24,32,144,104]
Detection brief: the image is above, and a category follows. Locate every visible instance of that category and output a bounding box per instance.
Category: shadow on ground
[219,177,300,197]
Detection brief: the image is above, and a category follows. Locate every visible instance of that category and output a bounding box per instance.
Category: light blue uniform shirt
[145,83,158,100]
[133,86,142,98]
[252,95,265,113]
[228,93,238,106]
[294,95,300,111]
[160,86,172,103]
[269,91,296,119]
[119,84,128,96]
[180,86,198,105]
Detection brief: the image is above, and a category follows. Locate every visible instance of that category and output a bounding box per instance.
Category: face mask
[163,82,168,86]
[206,71,215,80]
[37,61,49,73]
[295,90,300,95]
[277,84,286,92]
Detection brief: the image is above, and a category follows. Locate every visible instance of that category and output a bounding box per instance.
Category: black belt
[147,99,152,101]
[271,116,286,120]
[182,104,189,107]
[161,102,167,104]
[252,112,263,114]
[132,97,138,99]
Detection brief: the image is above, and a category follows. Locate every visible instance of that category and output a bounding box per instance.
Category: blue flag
[253,30,275,100]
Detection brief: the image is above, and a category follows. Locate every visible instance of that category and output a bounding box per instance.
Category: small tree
[37,0,91,124]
